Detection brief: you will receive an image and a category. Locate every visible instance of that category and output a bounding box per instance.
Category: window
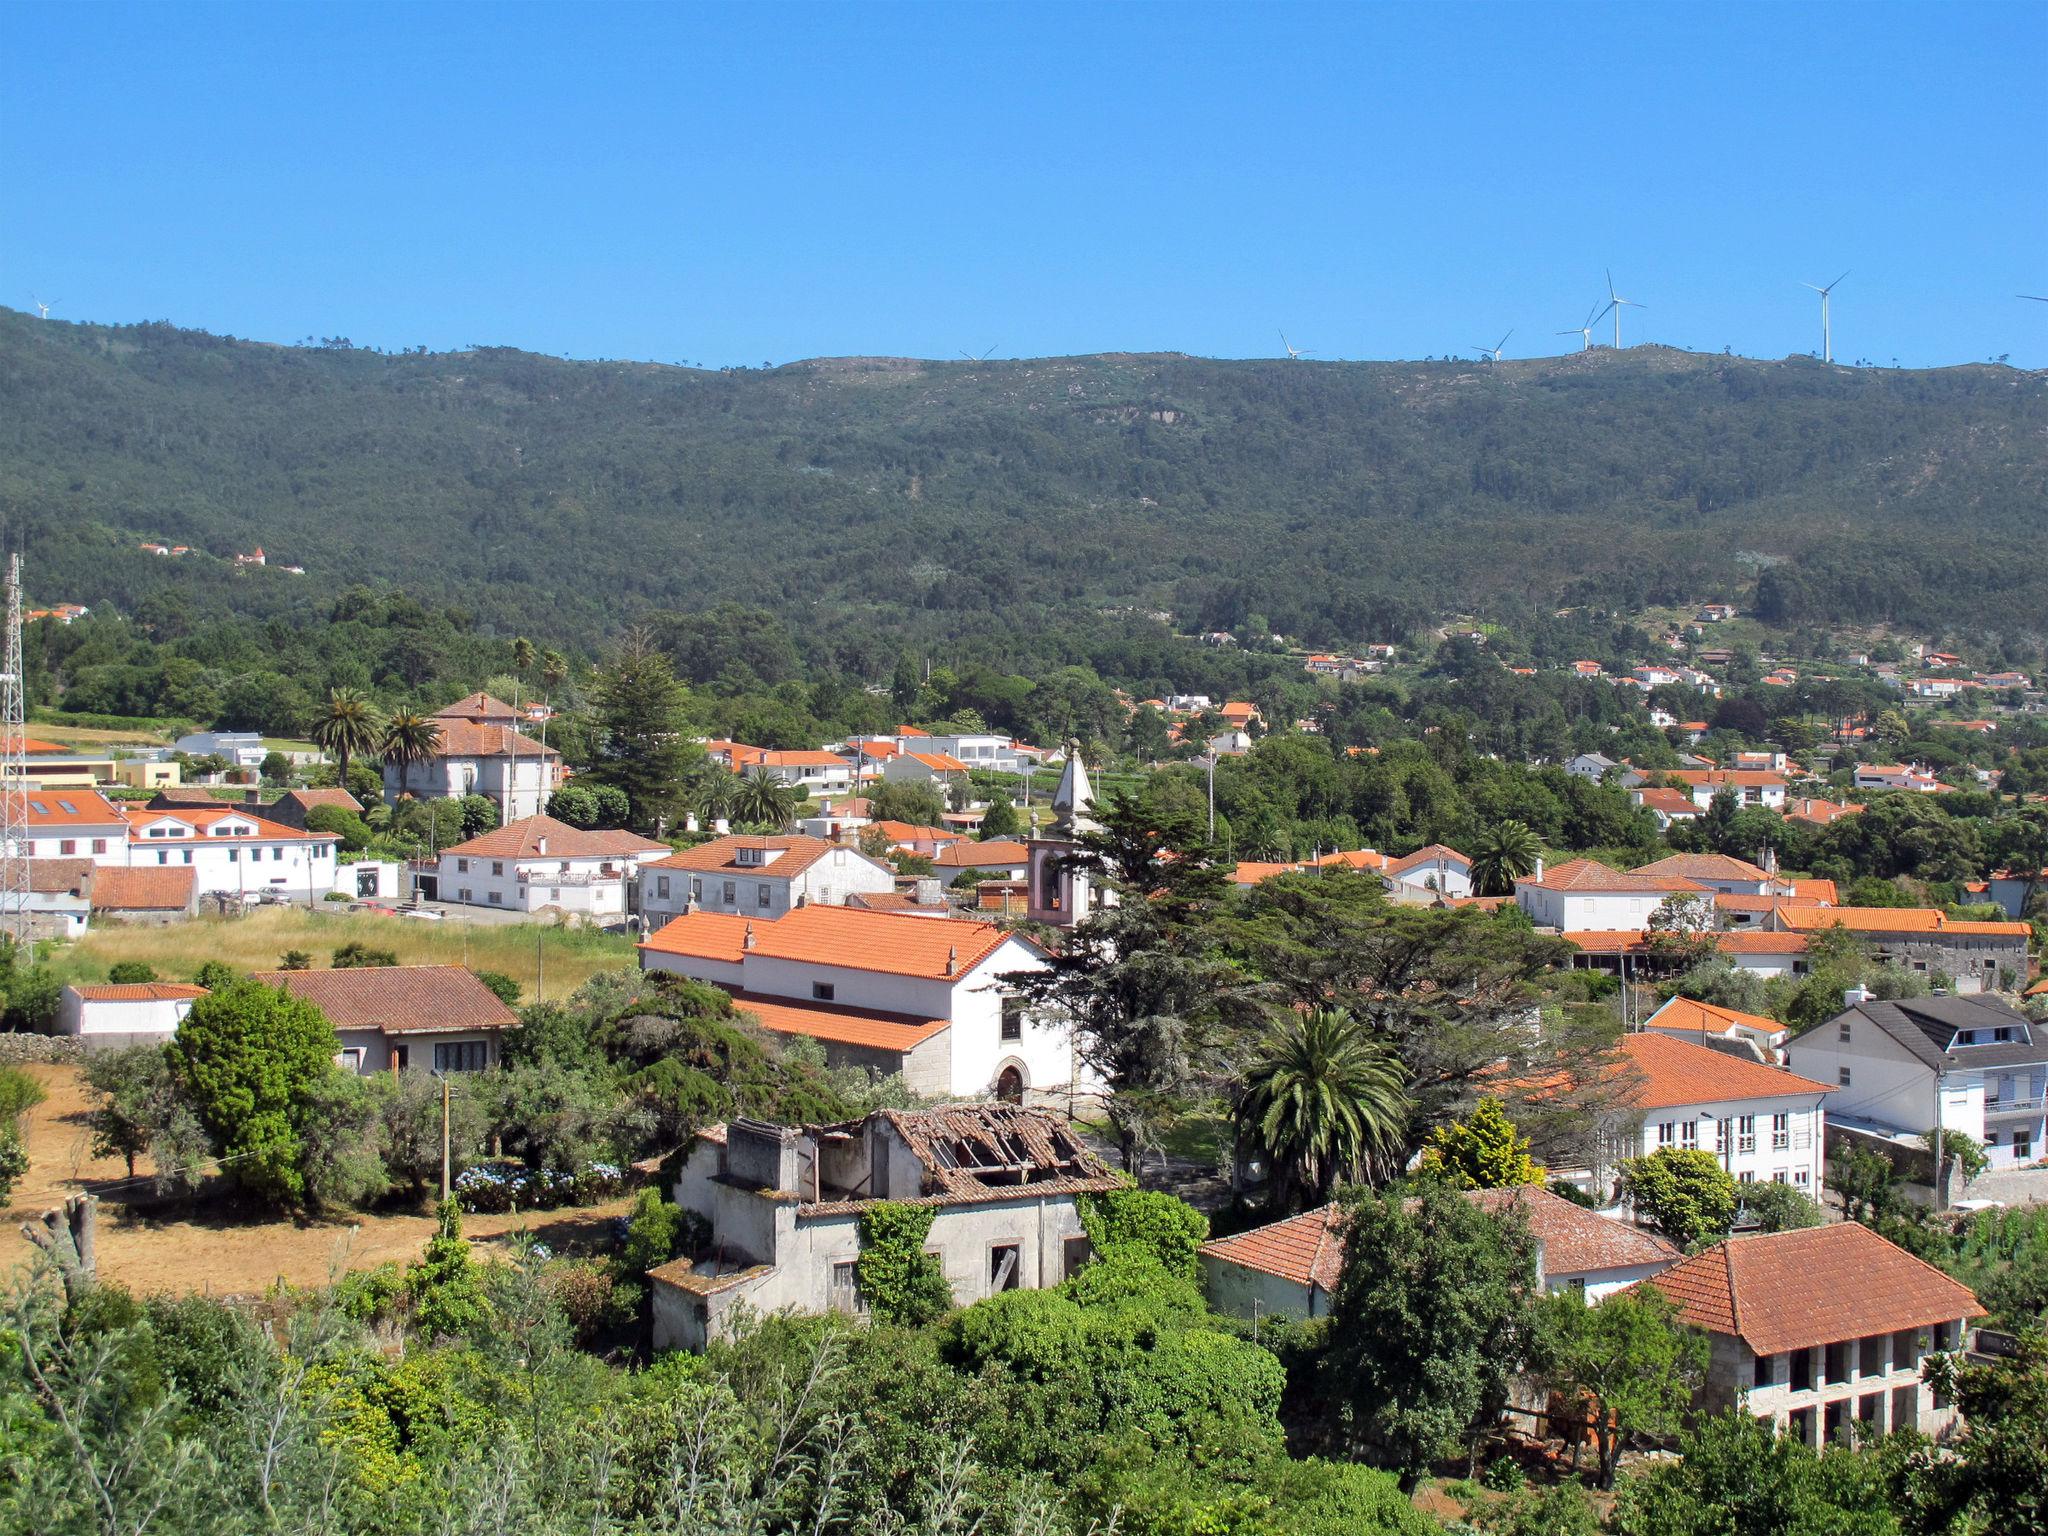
[1790,1349,1813,1392]
[91,838,106,854]
[1656,1121,1673,1147]
[812,982,836,1002]
[1000,997,1024,1042]
[1063,1235,1093,1282]
[690,877,703,900]
[1739,1170,1755,1183]
[182,851,191,864]
[488,890,502,906]
[337,1047,365,1072]
[722,880,736,905]
[228,849,239,863]
[1994,1027,2013,1042]
[1680,1119,1699,1148]
[1738,1114,1756,1154]
[1839,1067,1853,1087]
[1773,1169,1788,1184]
[2016,1130,2034,1161]
[1839,1020,1853,1043]
[491,861,504,877]
[1860,1335,1886,1377]
[988,1243,1022,1293]
[59,839,75,855]
[757,883,772,909]
[1793,1168,1810,1186]
[656,876,670,900]
[156,851,168,865]
[1753,1351,1774,1388]
[1773,1112,1790,1149]
[433,1041,490,1072]
[457,858,469,873]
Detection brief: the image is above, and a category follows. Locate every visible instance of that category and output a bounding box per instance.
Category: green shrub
[107,961,159,984]
[1077,1185,1209,1280]
[855,1202,952,1325]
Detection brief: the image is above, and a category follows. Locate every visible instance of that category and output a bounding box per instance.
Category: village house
[1379,844,1475,900]
[1631,786,1704,831]
[904,732,1045,773]
[1198,1186,1678,1322]
[25,788,133,865]
[1765,906,2031,995]
[432,815,667,918]
[1663,769,1790,811]
[121,804,340,901]
[1565,752,1621,783]
[1639,996,1790,1061]
[55,981,208,1045]
[1853,763,1950,794]
[384,692,563,822]
[173,730,269,770]
[797,796,873,842]
[931,838,1030,887]
[249,964,520,1075]
[867,819,965,857]
[23,858,95,938]
[1628,853,1779,897]
[639,903,1098,1104]
[636,834,895,926]
[1785,992,2046,1170]
[88,865,198,925]
[1646,1222,1979,1445]
[258,787,366,831]
[1593,1032,1833,1199]
[881,749,974,791]
[649,1105,1122,1350]
[742,750,856,796]
[1513,858,1709,932]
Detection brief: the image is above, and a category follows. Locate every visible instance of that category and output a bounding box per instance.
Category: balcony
[1985,1096,2045,1117]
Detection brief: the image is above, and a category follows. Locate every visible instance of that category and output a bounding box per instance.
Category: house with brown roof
[382,693,562,821]
[1640,995,1789,1061]
[25,857,96,938]
[651,1105,1122,1350]
[1629,853,1778,897]
[880,749,973,789]
[741,750,856,796]
[639,903,1098,1103]
[88,865,198,924]
[1630,786,1703,831]
[24,788,129,865]
[1198,1186,1679,1322]
[260,787,364,831]
[122,804,341,902]
[637,834,894,926]
[931,838,1031,886]
[247,964,519,1074]
[1767,906,2032,995]
[56,981,209,1044]
[433,815,668,920]
[1645,1223,1979,1444]
[1513,858,1709,932]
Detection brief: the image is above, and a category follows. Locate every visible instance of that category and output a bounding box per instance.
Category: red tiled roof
[868,820,963,843]
[1387,844,1471,877]
[746,904,1023,979]
[27,857,94,896]
[122,806,334,842]
[902,751,972,773]
[1229,859,1306,885]
[645,834,846,880]
[1631,853,1771,884]
[68,982,209,1002]
[1315,849,1391,872]
[639,911,755,964]
[89,866,196,911]
[1647,1223,1980,1354]
[1522,858,1708,894]
[1642,997,1786,1039]
[275,788,363,814]
[1617,1032,1833,1110]
[440,815,666,860]
[247,965,519,1036]
[24,789,126,827]
[425,720,559,760]
[1775,907,2030,937]
[1200,1204,1349,1292]
[1634,788,1701,815]
[931,839,1029,868]
[431,691,520,723]
[727,990,949,1053]
[1666,769,1789,789]
[755,750,852,768]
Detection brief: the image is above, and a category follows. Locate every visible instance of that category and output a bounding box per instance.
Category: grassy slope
[52,909,635,1004]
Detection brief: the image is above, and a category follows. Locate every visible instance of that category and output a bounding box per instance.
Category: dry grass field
[49,907,637,1003]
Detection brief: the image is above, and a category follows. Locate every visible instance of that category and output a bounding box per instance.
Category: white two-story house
[120,805,339,901]
[1786,993,2047,1169]
[1514,858,1709,932]
[638,834,895,926]
[25,789,131,866]
[384,693,563,822]
[743,751,857,797]
[638,902,1101,1104]
[435,815,668,918]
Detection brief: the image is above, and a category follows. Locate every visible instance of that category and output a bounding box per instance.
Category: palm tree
[733,774,798,830]
[1467,818,1541,897]
[692,770,739,826]
[380,711,445,800]
[310,687,385,793]
[539,649,568,695]
[1237,1008,1410,1210]
[511,636,537,678]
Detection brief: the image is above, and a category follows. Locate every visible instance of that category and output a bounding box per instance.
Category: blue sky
[5,1,2044,368]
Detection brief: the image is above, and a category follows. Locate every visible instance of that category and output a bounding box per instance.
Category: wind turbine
[1473,329,1513,363]
[958,346,996,362]
[1802,271,1848,363]
[2021,295,2048,303]
[31,295,57,320]
[1557,303,1601,352]
[1596,269,1645,348]
[1279,330,1313,360]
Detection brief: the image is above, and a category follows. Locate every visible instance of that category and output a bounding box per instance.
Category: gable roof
[1792,995,2043,1073]
[67,981,210,1002]
[755,750,852,768]
[423,720,559,760]
[1665,769,1789,789]
[931,839,1030,868]
[440,815,666,860]
[639,910,756,964]
[27,857,94,896]
[1617,1031,1833,1110]
[1773,906,2030,938]
[88,865,197,912]
[867,819,963,843]
[1634,788,1701,816]
[1647,1223,1980,1354]
[745,904,1023,979]
[902,750,972,773]
[274,787,363,815]
[122,805,335,842]
[246,964,520,1036]
[728,990,949,1053]
[431,691,520,723]
[25,788,126,827]
[1631,853,1772,884]
[644,834,849,880]
[1642,995,1787,1040]
[1520,858,1707,894]
[1199,1186,1678,1296]
[1387,844,1472,877]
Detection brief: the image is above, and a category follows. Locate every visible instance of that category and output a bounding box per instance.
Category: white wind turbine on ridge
[31,295,58,320]
[1802,272,1849,363]
[1557,303,1601,352]
[1595,269,1645,348]
[1279,330,1313,360]
[1473,329,1512,362]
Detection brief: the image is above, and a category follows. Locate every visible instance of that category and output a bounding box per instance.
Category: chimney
[1532,856,1544,882]
[915,877,941,907]
[536,836,548,856]
[743,922,757,951]
[945,944,958,977]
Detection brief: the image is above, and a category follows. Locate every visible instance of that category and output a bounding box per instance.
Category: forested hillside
[2,306,2044,654]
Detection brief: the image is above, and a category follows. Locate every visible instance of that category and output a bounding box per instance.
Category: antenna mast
[1,554,30,950]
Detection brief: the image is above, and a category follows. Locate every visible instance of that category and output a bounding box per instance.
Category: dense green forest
[3,307,2045,659]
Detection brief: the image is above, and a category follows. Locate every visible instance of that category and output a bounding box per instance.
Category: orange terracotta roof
[744,904,1023,979]
[1631,853,1772,884]
[4,736,69,754]
[88,866,196,911]
[1713,931,1810,954]
[1200,1203,1349,1292]
[1387,844,1471,877]
[1314,849,1391,872]
[1647,1224,1980,1354]
[24,789,126,827]
[1666,769,1789,789]
[931,839,1029,868]
[1789,879,1838,904]
[69,982,209,1002]
[1229,859,1306,885]
[727,990,949,1052]
[248,965,519,1036]
[1522,858,1707,894]
[1642,996,1786,1039]
[431,691,520,723]
[440,815,666,860]
[640,910,756,964]
[645,834,845,880]
[902,750,972,773]
[1775,906,2030,937]
[122,806,334,842]
[1617,1032,1833,1110]
[425,720,559,759]
[755,750,851,768]
[868,820,963,843]
[1634,788,1701,815]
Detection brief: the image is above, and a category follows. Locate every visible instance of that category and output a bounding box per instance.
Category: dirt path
[5,1063,630,1296]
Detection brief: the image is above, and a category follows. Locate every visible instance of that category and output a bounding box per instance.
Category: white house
[384,693,563,823]
[639,903,1098,1104]
[434,815,669,918]
[1640,995,1789,1061]
[650,1106,1121,1350]
[1198,1186,1678,1322]
[1629,853,1778,897]
[1665,770,1789,811]
[120,805,339,901]
[25,859,95,938]
[931,838,1031,887]
[25,788,130,865]
[250,964,520,1076]
[637,834,895,926]
[797,797,873,842]
[905,734,1043,773]
[1853,764,1949,794]
[173,731,268,769]
[743,751,856,796]
[1605,1032,1833,1197]
[1647,1223,1978,1446]
[1514,858,1709,932]
[1785,993,2046,1170]
[881,749,973,790]
[1381,844,1474,900]
[1565,753,1621,783]
[56,981,207,1043]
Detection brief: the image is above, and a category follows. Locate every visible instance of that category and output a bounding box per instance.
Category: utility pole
[439,1073,452,1201]
[0,554,29,951]
[535,928,544,1003]
[1932,1069,1946,1213]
